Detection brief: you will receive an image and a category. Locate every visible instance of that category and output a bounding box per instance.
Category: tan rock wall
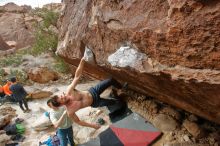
[57,0,220,124]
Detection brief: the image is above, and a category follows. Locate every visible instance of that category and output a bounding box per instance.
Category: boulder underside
[57,0,220,124]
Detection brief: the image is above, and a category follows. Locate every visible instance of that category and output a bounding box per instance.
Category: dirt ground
[3,80,112,146]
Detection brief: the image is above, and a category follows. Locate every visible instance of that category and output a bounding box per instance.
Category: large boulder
[56,0,220,124]
[0,107,17,128]
[153,114,179,132]
[25,86,53,99]
[183,119,205,138]
[28,67,59,84]
[32,113,53,131]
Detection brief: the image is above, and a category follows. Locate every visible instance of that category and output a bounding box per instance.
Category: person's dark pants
[57,126,74,146]
[18,98,29,111]
[89,78,122,108]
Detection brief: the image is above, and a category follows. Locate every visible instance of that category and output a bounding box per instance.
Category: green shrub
[0,69,5,85]
[0,69,28,85]
[53,56,70,73]
[0,55,22,67]
[0,49,30,84]
[0,50,28,67]
[33,8,59,28]
[8,69,28,84]
[30,8,59,55]
[31,29,58,55]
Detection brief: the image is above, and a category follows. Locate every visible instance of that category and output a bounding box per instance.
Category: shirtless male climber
[49,57,126,129]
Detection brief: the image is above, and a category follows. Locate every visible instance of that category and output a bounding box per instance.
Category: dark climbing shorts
[88,78,122,108]
[88,87,100,108]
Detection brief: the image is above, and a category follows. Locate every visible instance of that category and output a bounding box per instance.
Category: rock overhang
[56,0,220,125]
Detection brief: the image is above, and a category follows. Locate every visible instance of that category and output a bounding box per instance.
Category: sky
[0,0,61,8]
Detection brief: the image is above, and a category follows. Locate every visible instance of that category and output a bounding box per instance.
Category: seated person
[0,85,5,98]
[3,79,12,96]
[0,84,15,104]
[3,79,16,102]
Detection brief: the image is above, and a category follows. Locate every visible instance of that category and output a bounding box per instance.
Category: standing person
[47,99,75,146]
[49,57,126,129]
[9,77,30,113]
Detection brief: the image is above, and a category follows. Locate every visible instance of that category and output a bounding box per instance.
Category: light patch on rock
[108,46,146,70]
[6,41,16,48]
[56,31,70,55]
[107,20,123,30]
[183,134,191,142]
[84,47,96,64]
[88,5,99,27]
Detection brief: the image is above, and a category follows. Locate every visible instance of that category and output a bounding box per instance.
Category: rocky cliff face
[0,3,36,49]
[43,3,64,13]
[0,3,62,50]
[57,0,220,124]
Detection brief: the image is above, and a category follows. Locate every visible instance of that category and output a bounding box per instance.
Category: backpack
[39,133,60,146]
[16,123,25,134]
[4,124,17,135]
[51,133,60,146]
